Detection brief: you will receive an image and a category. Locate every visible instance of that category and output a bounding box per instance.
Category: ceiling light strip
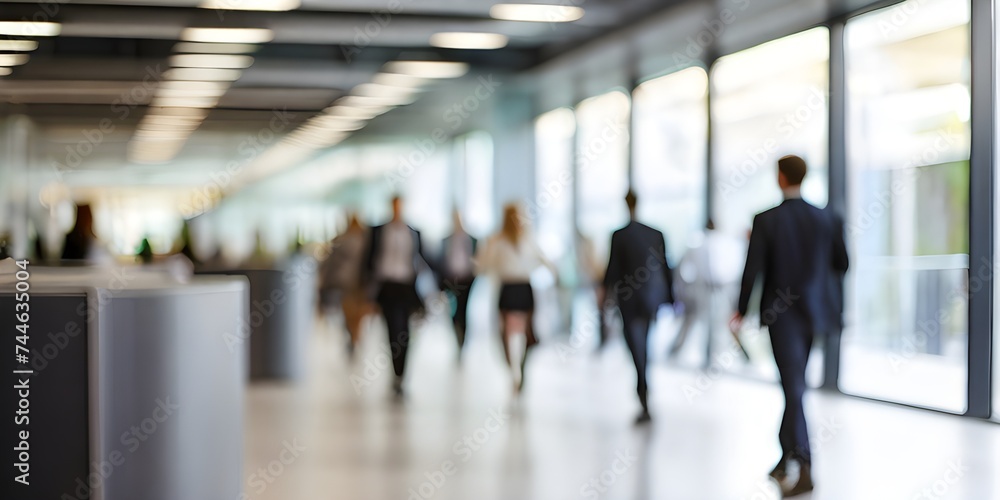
[129,27,274,164]
[273,60,465,156]
[489,4,585,23]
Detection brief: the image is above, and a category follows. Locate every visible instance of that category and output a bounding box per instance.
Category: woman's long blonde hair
[500,202,525,245]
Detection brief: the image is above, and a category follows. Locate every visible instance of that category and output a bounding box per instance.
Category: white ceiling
[0,0,683,201]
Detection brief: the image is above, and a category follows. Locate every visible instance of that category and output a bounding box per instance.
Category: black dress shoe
[782,465,813,497]
[769,459,788,482]
[634,410,652,425]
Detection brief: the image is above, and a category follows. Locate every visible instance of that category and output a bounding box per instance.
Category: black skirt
[498,282,534,312]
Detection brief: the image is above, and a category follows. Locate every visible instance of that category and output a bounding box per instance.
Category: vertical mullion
[824,21,848,391]
[705,54,718,229]
[627,51,640,190]
[571,85,582,245]
[967,0,995,419]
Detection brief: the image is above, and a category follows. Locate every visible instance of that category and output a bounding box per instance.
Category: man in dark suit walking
[604,191,675,423]
[364,195,436,397]
[731,155,849,496]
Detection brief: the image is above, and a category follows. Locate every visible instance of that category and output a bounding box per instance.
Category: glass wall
[840,0,971,412]
[533,107,576,262]
[632,66,709,262]
[710,27,830,380]
[453,131,495,238]
[574,91,630,263]
[403,145,451,242]
[711,27,830,236]
[100,196,185,255]
[633,67,718,368]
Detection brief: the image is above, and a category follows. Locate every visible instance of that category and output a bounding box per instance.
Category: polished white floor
[245,313,1000,500]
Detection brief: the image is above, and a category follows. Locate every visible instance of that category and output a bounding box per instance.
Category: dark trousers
[621,310,651,412]
[768,311,813,464]
[377,281,421,378]
[445,276,475,350]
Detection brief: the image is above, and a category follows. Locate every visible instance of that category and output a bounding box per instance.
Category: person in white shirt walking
[438,210,478,359]
[476,202,556,394]
[364,196,436,397]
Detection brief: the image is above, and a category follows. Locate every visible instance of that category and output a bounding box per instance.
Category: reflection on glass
[534,108,576,262]
[95,194,186,255]
[454,131,495,238]
[575,91,630,262]
[633,66,708,262]
[404,147,450,242]
[710,27,830,382]
[840,0,970,412]
[633,67,717,369]
[711,27,830,236]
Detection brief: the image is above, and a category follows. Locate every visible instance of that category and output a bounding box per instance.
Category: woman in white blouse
[476,202,556,393]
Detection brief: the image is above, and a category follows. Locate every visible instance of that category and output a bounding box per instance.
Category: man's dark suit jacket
[738,198,849,331]
[604,220,675,319]
[363,223,431,287]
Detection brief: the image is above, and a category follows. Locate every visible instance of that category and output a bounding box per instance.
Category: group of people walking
[319,155,847,497]
[320,195,555,396]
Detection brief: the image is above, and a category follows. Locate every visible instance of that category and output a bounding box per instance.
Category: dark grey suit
[364,223,435,379]
[604,220,675,412]
[738,197,849,464]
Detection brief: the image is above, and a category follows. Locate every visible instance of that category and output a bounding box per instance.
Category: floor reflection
[244,310,999,500]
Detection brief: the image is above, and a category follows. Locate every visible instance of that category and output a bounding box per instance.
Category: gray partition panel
[97,288,245,500]
[197,266,312,380]
[1,294,90,499]
[246,270,298,379]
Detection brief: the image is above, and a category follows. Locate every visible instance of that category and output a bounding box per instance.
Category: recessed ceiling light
[199,0,299,11]
[490,4,584,23]
[383,61,469,79]
[286,130,349,149]
[324,105,392,120]
[339,94,415,108]
[332,96,400,109]
[137,121,200,132]
[140,117,204,129]
[351,83,421,100]
[430,32,508,50]
[173,42,260,54]
[293,130,357,146]
[157,80,230,92]
[162,68,244,81]
[371,72,427,88]
[303,118,365,132]
[0,40,38,51]
[130,141,187,151]
[142,115,204,123]
[149,96,221,108]
[169,54,254,69]
[133,129,192,140]
[149,107,211,118]
[180,27,274,44]
[0,68,12,76]
[155,87,229,99]
[0,22,61,37]
[0,54,30,67]
[141,111,205,121]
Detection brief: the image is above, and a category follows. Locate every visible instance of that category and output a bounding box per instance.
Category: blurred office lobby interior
[1,0,1000,499]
